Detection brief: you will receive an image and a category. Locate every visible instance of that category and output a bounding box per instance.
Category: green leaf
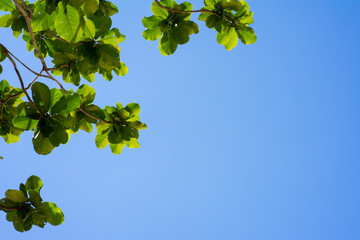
[109,142,125,154]
[83,0,99,17]
[98,44,120,71]
[180,2,193,20]
[95,132,109,148]
[52,52,75,65]
[179,21,199,35]
[5,189,27,203]
[83,19,96,39]
[91,16,112,39]
[143,28,163,41]
[41,202,64,226]
[98,28,125,48]
[50,88,64,112]
[54,4,81,42]
[172,26,190,45]
[51,93,82,114]
[224,0,243,11]
[204,0,216,8]
[77,84,96,105]
[236,26,256,44]
[31,82,51,112]
[12,116,39,130]
[0,0,15,11]
[25,175,43,193]
[113,62,128,76]
[217,28,238,50]
[2,132,20,144]
[159,32,178,55]
[125,103,140,116]
[142,15,162,29]
[32,132,55,155]
[12,215,25,232]
[6,211,16,222]
[126,138,140,148]
[102,1,118,16]
[151,1,169,19]
[128,121,147,130]
[31,2,55,32]
[29,191,43,208]
[108,130,122,144]
[0,13,12,27]
[31,210,46,228]
[49,127,69,146]
[205,14,219,28]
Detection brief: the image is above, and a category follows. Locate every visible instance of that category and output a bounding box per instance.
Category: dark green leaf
[51,93,82,114]
[77,84,96,105]
[31,82,51,112]
[29,191,43,208]
[32,131,55,155]
[12,215,24,232]
[172,26,190,44]
[159,32,178,55]
[236,26,256,44]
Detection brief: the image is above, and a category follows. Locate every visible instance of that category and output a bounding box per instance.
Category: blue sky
[1,0,360,239]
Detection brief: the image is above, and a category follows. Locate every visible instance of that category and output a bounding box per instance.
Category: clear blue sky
[1,0,360,239]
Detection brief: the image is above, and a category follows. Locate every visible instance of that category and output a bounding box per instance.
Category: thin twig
[1,44,42,116]
[47,64,70,71]
[78,107,113,124]
[46,29,72,44]
[19,0,33,18]
[7,51,48,78]
[13,0,48,68]
[44,69,68,93]
[0,203,25,211]
[154,0,219,16]
[0,69,43,122]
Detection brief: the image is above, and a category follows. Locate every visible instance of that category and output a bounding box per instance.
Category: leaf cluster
[0,0,146,155]
[199,0,256,50]
[0,80,147,155]
[0,0,127,84]
[0,176,64,232]
[143,0,199,55]
[142,0,256,54]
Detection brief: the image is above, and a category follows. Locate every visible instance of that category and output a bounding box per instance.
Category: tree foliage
[0,175,64,232]
[0,0,256,232]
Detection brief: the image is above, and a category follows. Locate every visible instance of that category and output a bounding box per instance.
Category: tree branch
[0,203,25,212]
[13,0,48,68]
[7,51,49,78]
[0,44,42,116]
[154,0,219,16]
[78,107,113,124]
[1,69,43,122]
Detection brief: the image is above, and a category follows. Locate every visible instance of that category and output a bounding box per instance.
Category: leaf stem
[78,107,113,124]
[0,203,25,211]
